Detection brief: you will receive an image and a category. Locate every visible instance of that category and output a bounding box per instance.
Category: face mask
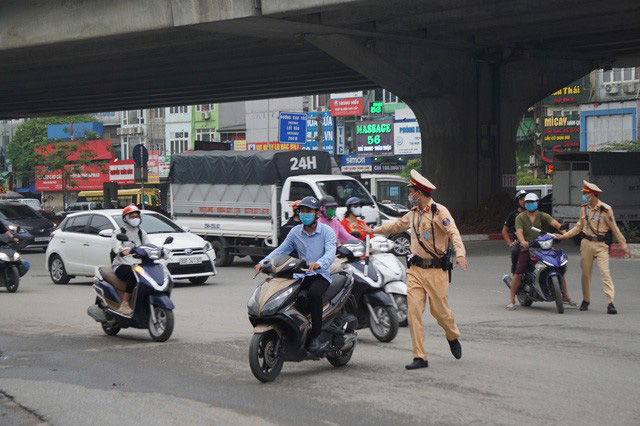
[582,194,589,203]
[351,207,362,216]
[408,193,418,206]
[325,207,337,219]
[525,203,538,212]
[127,217,141,227]
[299,213,316,226]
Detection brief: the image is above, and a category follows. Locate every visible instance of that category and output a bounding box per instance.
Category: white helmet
[524,193,539,202]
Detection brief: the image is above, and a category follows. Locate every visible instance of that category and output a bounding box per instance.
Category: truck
[552,152,640,229]
[169,150,381,266]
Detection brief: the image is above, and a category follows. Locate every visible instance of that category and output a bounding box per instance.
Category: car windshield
[0,204,42,219]
[22,199,41,209]
[112,213,183,234]
[316,179,374,206]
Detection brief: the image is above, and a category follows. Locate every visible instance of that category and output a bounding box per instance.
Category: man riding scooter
[254,196,337,353]
[112,205,151,315]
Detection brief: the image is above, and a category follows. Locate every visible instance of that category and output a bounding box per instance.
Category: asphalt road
[1,241,639,426]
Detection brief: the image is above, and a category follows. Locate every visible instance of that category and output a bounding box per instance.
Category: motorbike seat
[98,267,128,292]
[323,273,348,303]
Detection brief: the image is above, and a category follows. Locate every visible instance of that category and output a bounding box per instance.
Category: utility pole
[315,113,323,152]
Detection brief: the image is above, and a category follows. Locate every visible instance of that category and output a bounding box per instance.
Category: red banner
[247,142,302,151]
[36,139,114,162]
[36,164,110,191]
[330,98,363,116]
[109,160,135,185]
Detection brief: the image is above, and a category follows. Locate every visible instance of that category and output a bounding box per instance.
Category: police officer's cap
[583,180,603,194]
[407,169,436,194]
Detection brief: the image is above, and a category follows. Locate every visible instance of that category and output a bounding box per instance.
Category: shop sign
[36,164,109,191]
[330,98,363,116]
[394,121,421,155]
[109,160,135,184]
[341,154,372,173]
[159,156,171,178]
[355,119,393,156]
[372,164,404,173]
[248,142,302,151]
[148,150,160,184]
[541,114,580,165]
[541,77,590,105]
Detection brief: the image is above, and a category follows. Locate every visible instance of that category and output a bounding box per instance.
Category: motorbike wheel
[392,294,408,327]
[369,305,399,342]
[148,306,175,342]
[3,265,20,293]
[327,345,356,368]
[101,321,121,336]
[552,276,564,314]
[517,292,533,307]
[249,331,284,383]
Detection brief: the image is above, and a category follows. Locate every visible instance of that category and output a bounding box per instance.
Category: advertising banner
[36,164,109,191]
[36,139,113,162]
[148,150,160,184]
[541,114,580,165]
[109,160,135,184]
[394,122,421,155]
[248,142,302,151]
[278,112,307,144]
[355,119,394,156]
[159,156,171,178]
[330,98,363,116]
[304,112,334,155]
[341,154,372,173]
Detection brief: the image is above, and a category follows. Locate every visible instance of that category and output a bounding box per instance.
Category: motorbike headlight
[247,286,261,314]
[539,240,553,250]
[542,260,553,267]
[203,242,213,252]
[534,263,546,272]
[261,287,294,316]
[13,252,20,261]
[0,253,9,261]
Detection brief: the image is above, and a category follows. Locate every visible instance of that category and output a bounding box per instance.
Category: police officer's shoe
[579,301,590,311]
[405,358,428,370]
[448,339,462,359]
[307,337,321,353]
[607,303,617,315]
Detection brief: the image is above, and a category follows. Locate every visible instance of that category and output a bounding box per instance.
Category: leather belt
[581,233,606,242]
[409,255,443,269]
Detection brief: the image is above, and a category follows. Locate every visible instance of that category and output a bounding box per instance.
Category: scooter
[369,236,409,327]
[248,254,357,383]
[502,227,568,314]
[87,233,176,341]
[338,240,399,342]
[0,234,23,293]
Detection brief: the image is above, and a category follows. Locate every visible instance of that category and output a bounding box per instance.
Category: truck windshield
[377,180,409,207]
[112,213,183,234]
[317,180,374,206]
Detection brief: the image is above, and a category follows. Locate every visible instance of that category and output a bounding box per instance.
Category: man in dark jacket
[280,200,301,241]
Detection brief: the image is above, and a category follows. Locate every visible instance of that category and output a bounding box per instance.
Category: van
[515,184,552,199]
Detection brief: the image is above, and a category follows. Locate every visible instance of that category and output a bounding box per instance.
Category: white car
[46,210,217,285]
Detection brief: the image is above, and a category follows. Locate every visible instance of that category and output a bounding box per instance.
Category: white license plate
[34,237,49,242]
[179,256,202,265]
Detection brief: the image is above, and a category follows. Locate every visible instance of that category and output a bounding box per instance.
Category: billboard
[394,109,421,155]
[47,122,104,139]
[36,164,109,191]
[355,119,394,156]
[330,98,363,116]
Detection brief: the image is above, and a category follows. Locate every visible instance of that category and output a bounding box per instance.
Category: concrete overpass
[1,0,640,211]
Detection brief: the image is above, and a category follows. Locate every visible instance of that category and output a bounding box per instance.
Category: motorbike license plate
[179,256,202,265]
[34,237,49,242]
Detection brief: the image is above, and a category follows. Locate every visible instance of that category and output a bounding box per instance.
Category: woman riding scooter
[340,197,374,241]
[318,196,353,245]
[112,205,151,315]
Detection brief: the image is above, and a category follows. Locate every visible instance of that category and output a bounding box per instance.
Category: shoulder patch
[581,203,588,207]
[442,218,451,227]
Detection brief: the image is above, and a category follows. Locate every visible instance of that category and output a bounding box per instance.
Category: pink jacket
[318,216,353,244]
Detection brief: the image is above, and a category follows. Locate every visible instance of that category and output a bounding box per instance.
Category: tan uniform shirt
[373,200,466,259]
[564,200,627,249]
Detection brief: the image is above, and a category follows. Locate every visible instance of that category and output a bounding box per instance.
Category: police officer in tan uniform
[372,170,468,370]
[556,181,629,314]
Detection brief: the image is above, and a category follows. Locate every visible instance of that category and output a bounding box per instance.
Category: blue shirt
[260,223,336,282]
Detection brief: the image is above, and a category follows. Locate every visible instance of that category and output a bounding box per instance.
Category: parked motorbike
[0,234,22,293]
[248,255,357,383]
[87,233,176,341]
[369,236,409,327]
[502,227,568,314]
[338,240,399,342]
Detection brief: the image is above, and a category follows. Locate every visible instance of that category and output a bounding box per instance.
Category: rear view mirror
[116,233,129,242]
[180,225,191,233]
[164,236,174,245]
[99,229,114,238]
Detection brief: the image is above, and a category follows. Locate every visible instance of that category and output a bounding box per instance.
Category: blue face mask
[525,203,538,212]
[299,213,316,226]
[582,194,589,203]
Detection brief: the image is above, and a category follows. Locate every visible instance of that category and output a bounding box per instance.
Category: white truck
[170,150,380,266]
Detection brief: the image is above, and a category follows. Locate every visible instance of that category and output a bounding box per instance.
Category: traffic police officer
[556,180,629,314]
[372,170,468,370]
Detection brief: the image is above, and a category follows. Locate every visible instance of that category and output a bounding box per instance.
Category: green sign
[356,119,394,155]
[369,101,383,114]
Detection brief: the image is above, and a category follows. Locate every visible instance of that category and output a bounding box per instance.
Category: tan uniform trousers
[580,239,615,304]
[407,266,460,361]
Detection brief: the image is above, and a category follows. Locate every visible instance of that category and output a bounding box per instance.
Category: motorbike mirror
[116,233,129,242]
[163,236,174,245]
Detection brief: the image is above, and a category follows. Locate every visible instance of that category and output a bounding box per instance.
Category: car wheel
[49,254,71,284]
[390,233,411,257]
[188,276,209,285]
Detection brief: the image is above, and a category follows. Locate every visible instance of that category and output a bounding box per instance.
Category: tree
[401,158,421,179]
[598,139,640,152]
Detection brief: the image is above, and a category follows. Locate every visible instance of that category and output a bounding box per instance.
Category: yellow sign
[234,140,247,151]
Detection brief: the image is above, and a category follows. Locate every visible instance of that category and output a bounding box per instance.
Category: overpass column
[307,34,592,213]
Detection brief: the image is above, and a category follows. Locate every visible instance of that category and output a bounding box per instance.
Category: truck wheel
[211,241,234,267]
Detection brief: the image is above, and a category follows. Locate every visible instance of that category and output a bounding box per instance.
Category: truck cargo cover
[554,152,640,175]
[170,150,332,184]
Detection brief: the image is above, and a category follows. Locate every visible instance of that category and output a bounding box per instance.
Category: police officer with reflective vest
[372,170,467,370]
[556,181,629,314]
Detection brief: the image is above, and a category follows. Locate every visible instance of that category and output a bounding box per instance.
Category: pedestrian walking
[372,170,467,370]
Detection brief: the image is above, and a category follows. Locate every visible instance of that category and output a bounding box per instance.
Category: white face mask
[127,217,141,227]
[351,207,362,217]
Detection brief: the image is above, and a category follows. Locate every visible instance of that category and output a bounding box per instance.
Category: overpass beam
[307,34,592,213]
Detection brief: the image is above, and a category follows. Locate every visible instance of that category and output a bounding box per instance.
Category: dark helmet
[298,196,320,210]
[346,197,361,208]
[515,190,527,201]
[319,196,338,207]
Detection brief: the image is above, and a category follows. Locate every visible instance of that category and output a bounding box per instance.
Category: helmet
[346,197,362,207]
[524,193,539,202]
[515,190,527,201]
[122,204,140,218]
[291,200,301,211]
[297,196,320,211]
[319,196,338,207]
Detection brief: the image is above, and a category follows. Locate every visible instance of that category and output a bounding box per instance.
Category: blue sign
[132,144,149,168]
[47,122,103,140]
[303,112,334,155]
[341,154,372,167]
[278,112,307,144]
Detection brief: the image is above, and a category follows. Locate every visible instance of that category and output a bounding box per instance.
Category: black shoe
[448,339,462,360]
[307,337,321,353]
[579,301,590,311]
[405,358,429,370]
[607,303,617,315]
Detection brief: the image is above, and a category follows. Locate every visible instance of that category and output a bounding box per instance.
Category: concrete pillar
[307,34,592,213]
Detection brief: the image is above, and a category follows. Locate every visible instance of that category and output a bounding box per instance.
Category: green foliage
[516,169,551,185]
[6,115,97,180]
[598,140,640,152]
[621,223,640,244]
[401,158,421,178]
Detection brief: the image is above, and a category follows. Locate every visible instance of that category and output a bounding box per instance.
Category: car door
[83,214,116,274]
[59,214,92,275]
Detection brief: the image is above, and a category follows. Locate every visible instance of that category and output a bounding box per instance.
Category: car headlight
[203,242,213,252]
[8,225,26,234]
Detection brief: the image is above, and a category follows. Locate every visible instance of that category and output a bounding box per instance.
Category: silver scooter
[369,236,409,327]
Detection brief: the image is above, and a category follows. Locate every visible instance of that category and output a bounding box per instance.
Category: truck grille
[167,262,213,276]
